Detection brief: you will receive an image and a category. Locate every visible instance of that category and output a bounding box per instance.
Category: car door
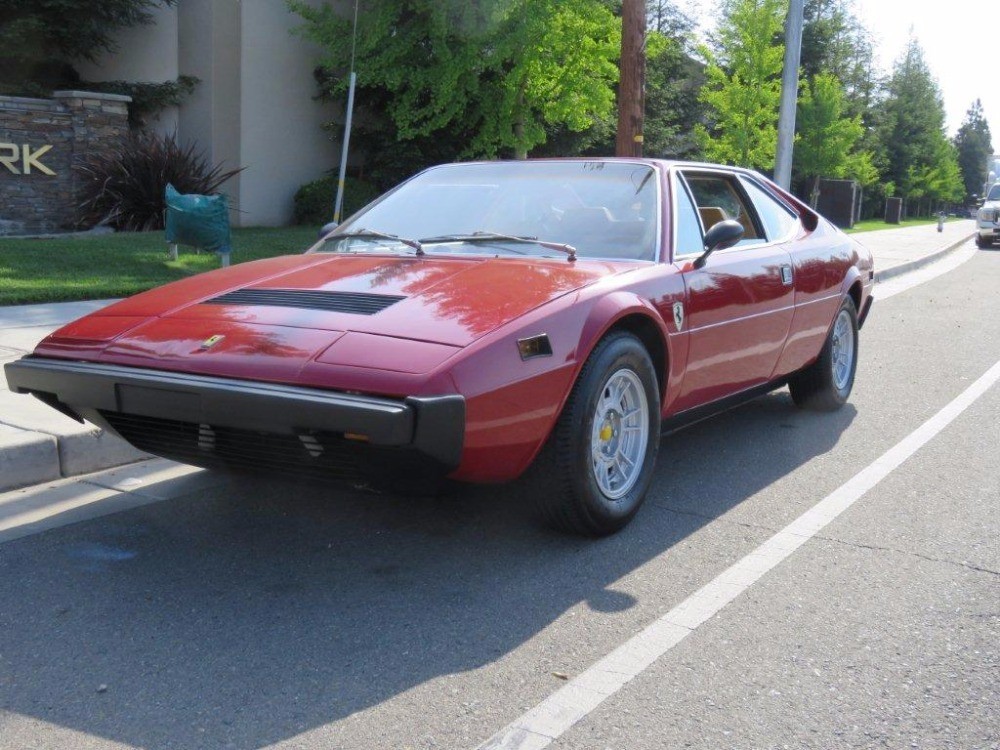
[670,168,795,412]
[735,174,843,379]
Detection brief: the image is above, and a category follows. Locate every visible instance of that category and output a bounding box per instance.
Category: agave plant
[74,132,243,231]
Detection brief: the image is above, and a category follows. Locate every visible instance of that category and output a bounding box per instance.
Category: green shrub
[74,132,242,231]
[293,174,379,225]
[81,75,199,128]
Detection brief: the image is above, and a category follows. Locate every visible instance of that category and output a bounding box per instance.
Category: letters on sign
[0,144,56,175]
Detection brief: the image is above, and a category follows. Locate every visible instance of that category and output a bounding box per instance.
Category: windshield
[988,184,1000,201]
[322,161,659,261]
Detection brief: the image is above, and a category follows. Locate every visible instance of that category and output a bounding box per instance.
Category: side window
[673,175,704,258]
[740,177,800,241]
[682,172,764,246]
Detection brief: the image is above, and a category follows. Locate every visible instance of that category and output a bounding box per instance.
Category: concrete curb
[0,425,60,491]
[0,411,149,494]
[874,232,975,284]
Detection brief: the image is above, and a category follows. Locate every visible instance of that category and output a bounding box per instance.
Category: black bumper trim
[4,357,464,469]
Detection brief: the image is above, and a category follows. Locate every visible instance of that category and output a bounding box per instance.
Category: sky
[683,0,996,148]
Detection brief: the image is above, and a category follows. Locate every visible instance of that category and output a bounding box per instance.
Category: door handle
[780,265,793,285]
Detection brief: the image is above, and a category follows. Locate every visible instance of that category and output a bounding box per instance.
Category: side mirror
[318,221,339,240]
[693,219,744,269]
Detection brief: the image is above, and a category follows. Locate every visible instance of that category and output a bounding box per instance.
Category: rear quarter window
[740,177,800,241]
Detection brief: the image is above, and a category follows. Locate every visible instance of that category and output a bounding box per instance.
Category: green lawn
[845,216,963,234]
[0,226,320,305]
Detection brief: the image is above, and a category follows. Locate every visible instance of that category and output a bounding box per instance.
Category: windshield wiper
[420,231,577,261]
[326,229,424,256]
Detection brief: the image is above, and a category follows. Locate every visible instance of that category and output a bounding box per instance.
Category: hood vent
[204,289,405,315]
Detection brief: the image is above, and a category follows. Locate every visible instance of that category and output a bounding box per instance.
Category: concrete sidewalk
[0,220,977,492]
[1,300,148,492]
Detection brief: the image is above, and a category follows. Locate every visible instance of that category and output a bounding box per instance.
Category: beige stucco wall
[75,4,180,136]
[177,0,243,220]
[74,0,341,227]
[237,2,339,227]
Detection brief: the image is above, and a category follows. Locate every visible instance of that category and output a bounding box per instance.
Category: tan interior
[698,206,728,230]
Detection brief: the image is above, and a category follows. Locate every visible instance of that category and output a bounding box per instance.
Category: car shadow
[0,390,855,749]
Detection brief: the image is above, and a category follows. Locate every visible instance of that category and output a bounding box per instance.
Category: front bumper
[4,357,465,471]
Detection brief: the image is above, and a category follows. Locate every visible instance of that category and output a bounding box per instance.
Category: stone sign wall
[0,91,131,235]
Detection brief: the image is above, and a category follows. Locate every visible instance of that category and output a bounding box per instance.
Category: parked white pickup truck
[976,182,1000,247]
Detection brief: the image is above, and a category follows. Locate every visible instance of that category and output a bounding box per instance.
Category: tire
[975,234,991,249]
[532,332,660,536]
[789,296,859,411]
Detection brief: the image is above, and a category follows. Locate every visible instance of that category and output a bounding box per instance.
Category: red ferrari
[5,159,873,535]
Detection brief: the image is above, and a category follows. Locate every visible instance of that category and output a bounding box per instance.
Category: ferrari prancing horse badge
[672,302,684,331]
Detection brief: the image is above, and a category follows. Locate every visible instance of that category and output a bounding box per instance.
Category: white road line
[477,357,1000,750]
[875,241,978,301]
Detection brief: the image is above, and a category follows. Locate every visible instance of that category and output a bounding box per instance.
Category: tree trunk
[514,85,527,160]
[809,175,821,209]
[616,0,645,157]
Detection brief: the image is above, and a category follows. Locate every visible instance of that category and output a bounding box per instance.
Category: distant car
[5,159,874,536]
[976,182,1000,247]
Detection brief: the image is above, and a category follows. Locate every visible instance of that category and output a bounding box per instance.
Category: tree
[291,0,620,165]
[876,38,960,214]
[0,0,170,95]
[794,72,876,206]
[616,0,646,156]
[902,136,963,212]
[799,0,876,117]
[954,99,993,202]
[695,0,786,170]
[548,1,707,160]
[642,1,706,159]
[473,0,621,159]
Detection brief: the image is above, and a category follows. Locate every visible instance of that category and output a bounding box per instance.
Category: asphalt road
[0,242,997,750]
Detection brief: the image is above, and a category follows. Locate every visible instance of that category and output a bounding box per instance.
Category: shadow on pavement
[0,390,855,749]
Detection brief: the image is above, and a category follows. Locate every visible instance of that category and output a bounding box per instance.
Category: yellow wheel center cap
[599,423,614,442]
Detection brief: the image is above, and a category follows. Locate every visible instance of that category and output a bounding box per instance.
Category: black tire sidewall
[566,334,660,530]
[828,297,859,404]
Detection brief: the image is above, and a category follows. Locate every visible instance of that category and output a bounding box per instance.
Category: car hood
[37,253,638,380]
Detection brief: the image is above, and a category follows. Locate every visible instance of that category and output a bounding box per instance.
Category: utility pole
[774,0,804,189]
[616,0,646,158]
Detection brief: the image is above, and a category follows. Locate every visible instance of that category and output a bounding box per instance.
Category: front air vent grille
[101,411,365,482]
[204,289,404,315]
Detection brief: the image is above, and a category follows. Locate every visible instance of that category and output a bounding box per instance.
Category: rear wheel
[533,332,660,536]
[789,296,858,411]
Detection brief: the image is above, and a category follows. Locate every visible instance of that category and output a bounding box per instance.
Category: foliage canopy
[953,99,994,202]
[695,0,786,170]
[877,39,963,207]
[795,73,876,204]
[291,0,620,164]
[0,0,171,95]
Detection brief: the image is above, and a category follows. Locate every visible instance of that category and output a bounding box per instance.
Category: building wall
[74,0,341,227]
[177,0,243,219]
[75,5,180,136]
[238,2,339,227]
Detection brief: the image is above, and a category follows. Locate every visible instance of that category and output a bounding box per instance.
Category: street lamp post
[333,0,360,224]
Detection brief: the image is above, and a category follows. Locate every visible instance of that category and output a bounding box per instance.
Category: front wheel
[789,296,858,411]
[533,332,660,536]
